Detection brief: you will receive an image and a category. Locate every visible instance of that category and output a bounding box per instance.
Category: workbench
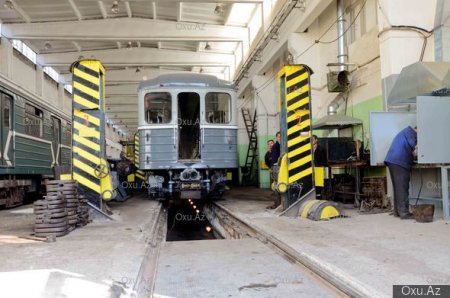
[327,160,367,206]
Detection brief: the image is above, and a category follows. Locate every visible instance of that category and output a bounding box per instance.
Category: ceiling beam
[177,3,183,22]
[81,0,262,3]
[9,0,31,23]
[106,106,138,112]
[224,3,234,26]
[98,1,108,19]
[104,68,191,83]
[67,0,83,21]
[152,2,157,20]
[107,112,139,118]
[2,18,248,46]
[125,1,132,17]
[72,41,82,52]
[37,48,235,68]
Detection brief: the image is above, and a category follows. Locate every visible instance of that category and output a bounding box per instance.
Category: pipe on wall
[337,0,348,71]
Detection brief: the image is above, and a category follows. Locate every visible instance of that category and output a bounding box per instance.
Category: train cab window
[145,92,172,124]
[24,104,43,137]
[205,93,231,124]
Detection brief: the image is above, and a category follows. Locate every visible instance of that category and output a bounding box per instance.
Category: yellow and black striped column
[278,65,314,206]
[134,132,146,183]
[71,60,114,208]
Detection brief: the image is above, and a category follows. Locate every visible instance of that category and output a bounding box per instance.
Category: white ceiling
[0,0,261,133]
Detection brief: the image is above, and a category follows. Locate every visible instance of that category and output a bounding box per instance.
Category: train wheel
[4,187,25,208]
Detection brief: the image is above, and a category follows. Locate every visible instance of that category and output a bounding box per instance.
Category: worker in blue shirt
[272,131,281,164]
[384,126,417,219]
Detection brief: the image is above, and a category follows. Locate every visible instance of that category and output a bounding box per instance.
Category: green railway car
[0,85,71,207]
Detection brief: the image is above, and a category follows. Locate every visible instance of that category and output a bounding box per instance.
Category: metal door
[0,93,13,167]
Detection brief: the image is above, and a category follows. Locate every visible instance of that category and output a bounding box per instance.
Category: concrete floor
[154,238,343,298]
[0,194,160,298]
[1,187,449,298]
[219,187,450,298]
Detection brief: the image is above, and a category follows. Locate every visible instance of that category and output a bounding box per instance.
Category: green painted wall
[339,95,387,177]
[258,135,273,188]
[341,95,384,147]
[238,134,273,188]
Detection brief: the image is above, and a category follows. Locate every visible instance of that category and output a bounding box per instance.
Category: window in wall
[12,40,37,64]
[144,92,172,124]
[205,93,231,124]
[345,0,377,44]
[64,84,73,94]
[24,104,43,137]
[43,66,60,83]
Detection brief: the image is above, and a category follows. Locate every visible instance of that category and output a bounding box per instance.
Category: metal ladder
[241,108,258,185]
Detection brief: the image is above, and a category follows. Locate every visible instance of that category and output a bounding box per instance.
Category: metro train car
[137,74,238,200]
[0,85,71,207]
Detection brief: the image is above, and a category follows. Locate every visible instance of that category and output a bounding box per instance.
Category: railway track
[134,200,358,298]
[208,202,367,298]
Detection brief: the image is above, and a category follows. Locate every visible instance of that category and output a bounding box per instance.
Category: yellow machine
[277,65,342,220]
[69,59,115,208]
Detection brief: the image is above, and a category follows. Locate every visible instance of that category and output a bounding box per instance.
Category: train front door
[177,92,200,161]
[0,93,13,167]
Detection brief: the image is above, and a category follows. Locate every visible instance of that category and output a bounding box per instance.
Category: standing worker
[312,135,327,167]
[264,139,275,169]
[384,126,417,219]
[267,132,281,209]
[272,131,281,164]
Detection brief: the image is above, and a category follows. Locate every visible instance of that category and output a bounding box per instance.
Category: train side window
[144,92,172,124]
[3,96,11,128]
[24,104,43,137]
[205,93,231,124]
[64,124,72,145]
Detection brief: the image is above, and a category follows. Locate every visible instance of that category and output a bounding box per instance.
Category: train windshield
[205,93,231,124]
[145,92,172,124]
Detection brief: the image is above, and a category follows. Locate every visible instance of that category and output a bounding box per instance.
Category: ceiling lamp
[199,67,204,73]
[3,0,13,9]
[111,1,119,14]
[44,42,52,50]
[204,42,211,51]
[126,41,133,49]
[135,67,141,73]
[214,3,224,15]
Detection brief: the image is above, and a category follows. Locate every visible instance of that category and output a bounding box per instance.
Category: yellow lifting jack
[276,65,342,220]
[66,59,115,210]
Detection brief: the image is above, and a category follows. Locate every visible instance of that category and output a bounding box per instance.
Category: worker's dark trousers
[387,163,411,216]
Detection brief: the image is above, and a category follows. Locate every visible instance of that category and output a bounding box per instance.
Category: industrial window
[43,67,60,85]
[205,93,231,124]
[64,84,73,94]
[345,0,377,45]
[12,40,37,65]
[24,104,43,137]
[144,92,172,124]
